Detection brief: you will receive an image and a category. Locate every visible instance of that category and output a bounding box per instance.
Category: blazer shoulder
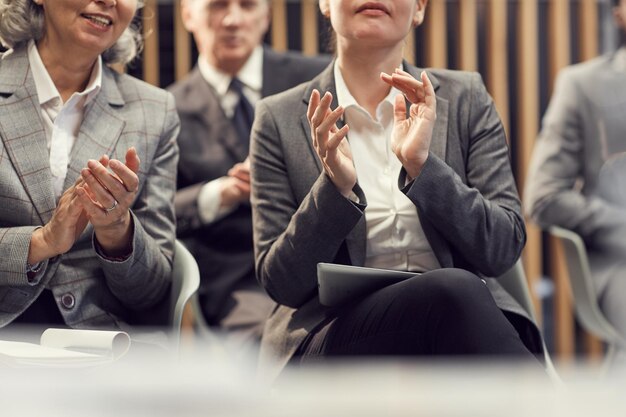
[258,80,309,112]
[112,70,174,104]
[166,68,202,97]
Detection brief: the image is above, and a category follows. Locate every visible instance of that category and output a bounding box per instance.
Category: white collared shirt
[28,40,102,200]
[195,46,263,224]
[334,63,440,272]
[197,45,263,117]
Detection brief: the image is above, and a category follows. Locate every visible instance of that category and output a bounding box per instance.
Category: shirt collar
[615,46,626,72]
[198,45,264,96]
[334,62,400,117]
[28,40,102,106]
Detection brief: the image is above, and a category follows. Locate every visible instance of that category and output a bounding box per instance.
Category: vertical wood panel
[551,235,575,362]
[486,0,509,137]
[458,0,478,71]
[517,0,542,322]
[549,0,571,88]
[579,0,599,62]
[174,0,191,81]
[424,0,447,68]
[548,0,574,362]
[271,0,288,52]
[301,0,319,56]
[142,0,160,86]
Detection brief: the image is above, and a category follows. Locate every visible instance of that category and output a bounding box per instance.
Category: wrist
[28,227,57,265]
[94,213,134,256]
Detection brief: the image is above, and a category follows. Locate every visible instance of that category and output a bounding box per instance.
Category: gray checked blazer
[525,50,626,294]
[250,62,542,381]
[0,46,179,330]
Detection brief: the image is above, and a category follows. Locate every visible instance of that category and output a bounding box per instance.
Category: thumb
[125,147,141,174]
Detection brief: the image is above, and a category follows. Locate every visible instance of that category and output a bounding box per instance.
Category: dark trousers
[298,268,536,361]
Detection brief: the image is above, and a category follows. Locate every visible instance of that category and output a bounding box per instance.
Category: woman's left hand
[76,147,141,257]
[380,69,437,180]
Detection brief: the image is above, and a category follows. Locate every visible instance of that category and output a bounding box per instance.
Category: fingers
[125,146,141,174]
[380,69,426,104]
[228,162,251,183]
[325,124,349,151]
[81,164,120,212]
[310,91,334,132]
[307,89,321,123]
[421,70,436,110]
[108,159,139,193]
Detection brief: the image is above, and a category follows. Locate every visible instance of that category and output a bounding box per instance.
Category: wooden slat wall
[271,0,288,52]
[487,0,510,138]
[424,0,447,68]
[301,0,319,55]
[174,0,191,81]
[517,0,542,323]
[145,0,609,363]
[458,0,478,72]
[548,0,575,363]
[142,0,160,86]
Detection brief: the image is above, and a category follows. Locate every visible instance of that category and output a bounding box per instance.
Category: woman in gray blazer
[0,0,178,331]
[250,0,543,381]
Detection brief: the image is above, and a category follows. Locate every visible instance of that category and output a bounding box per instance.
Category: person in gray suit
[0,0,178,332]
[169,0,328,349]
[250,0,543,381]
[525,0,626,339]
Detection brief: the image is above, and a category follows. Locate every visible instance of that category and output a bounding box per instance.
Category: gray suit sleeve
[524,68,626,252]
[405,73,525,276]
[101,93,180,310]
[251,100,364,308]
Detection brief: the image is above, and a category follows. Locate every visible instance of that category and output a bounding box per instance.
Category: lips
[356,2,390,15]
[81,13,113,27]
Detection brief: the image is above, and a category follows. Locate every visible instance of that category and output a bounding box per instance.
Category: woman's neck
[36,39,98,103]
[336,42,404,118]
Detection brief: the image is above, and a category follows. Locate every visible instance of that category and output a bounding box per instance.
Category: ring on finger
[104,199,118,213]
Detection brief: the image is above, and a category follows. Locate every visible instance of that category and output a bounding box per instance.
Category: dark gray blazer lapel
[0,48,56,224]
[64,66,126,191]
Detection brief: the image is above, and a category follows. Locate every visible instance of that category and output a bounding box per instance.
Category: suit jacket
[0,46,179,330]
[250,62,542,381]
[169,48,329,322]
[525,50,626,293]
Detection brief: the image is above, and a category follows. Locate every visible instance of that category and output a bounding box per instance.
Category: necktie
[229,77,255,153]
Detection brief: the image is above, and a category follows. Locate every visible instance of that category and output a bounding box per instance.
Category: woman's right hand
[28,179,89,265]
[307,89,355,197]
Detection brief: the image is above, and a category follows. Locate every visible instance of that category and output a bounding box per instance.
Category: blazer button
[61,293,75,310]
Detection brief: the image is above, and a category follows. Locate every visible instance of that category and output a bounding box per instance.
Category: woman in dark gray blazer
[250,0,542,381]
[0,0,178,331]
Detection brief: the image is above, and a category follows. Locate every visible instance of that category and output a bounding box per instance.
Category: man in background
[525,0,626,341]
[169,0,328,352]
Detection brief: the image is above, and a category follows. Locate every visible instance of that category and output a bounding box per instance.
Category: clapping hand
[76,147,141,256]
[307,89,354,197]
[380,69,436,180]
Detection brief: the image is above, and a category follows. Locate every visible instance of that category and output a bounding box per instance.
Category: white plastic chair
[169,240,201,348]
[549,226,626,364]
[498,259,560,381]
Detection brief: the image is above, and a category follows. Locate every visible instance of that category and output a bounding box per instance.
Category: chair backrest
[170,240,201,345]
[498,259,538,322]
[498,259,560,381]
[549,226,624,348]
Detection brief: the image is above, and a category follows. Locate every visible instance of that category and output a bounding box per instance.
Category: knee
[399,269,489,310]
